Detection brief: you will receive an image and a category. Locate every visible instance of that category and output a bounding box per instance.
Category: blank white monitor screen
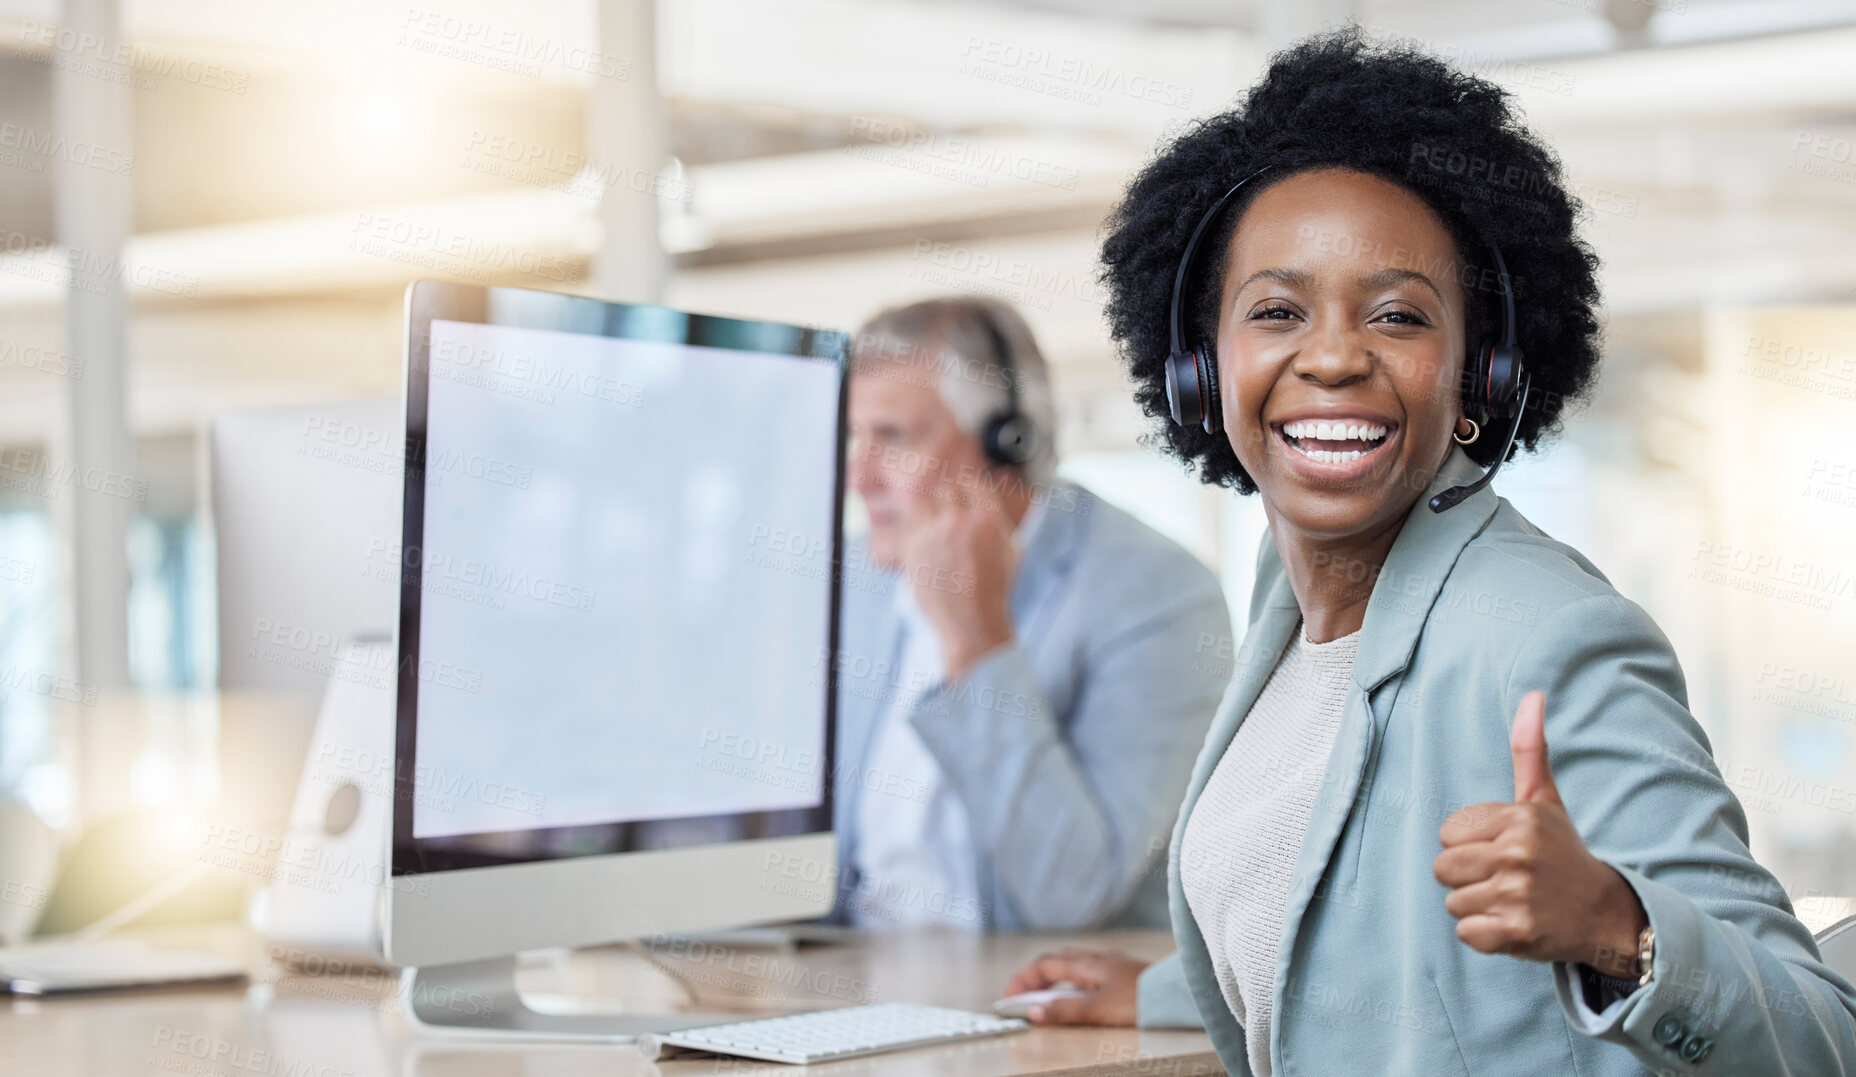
[410,317,841,842]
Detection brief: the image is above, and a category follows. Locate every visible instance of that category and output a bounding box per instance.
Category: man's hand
[1002,949,1148,1026]
[899,487,1019,679]
[1433,690,1649,977]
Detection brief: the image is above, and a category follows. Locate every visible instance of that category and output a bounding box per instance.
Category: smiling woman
[1003,27,1856,1077]
[1105,30,1602,500]
[1212,168,1486,637]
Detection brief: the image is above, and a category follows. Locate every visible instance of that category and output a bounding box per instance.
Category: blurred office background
[1,0,1854,935]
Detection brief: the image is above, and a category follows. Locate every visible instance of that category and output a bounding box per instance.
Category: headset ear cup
[983,413,1036,468]
[1197,345,1222,435]
[1487,344,1523,414]
[1165,350,1202,428]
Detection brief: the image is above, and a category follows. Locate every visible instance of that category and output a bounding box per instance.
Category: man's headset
[1163,167,1533,513]
[976,307,1039,469]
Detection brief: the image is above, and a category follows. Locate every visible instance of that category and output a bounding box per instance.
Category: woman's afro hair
[1101,27,1603,492]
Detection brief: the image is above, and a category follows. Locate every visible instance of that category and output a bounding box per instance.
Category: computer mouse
[991,987,1088,1018]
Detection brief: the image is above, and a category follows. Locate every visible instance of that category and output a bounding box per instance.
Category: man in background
[832,295,1231,931]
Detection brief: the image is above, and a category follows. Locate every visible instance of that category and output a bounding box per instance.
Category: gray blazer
[1137,446,1856,1075]
[829,480,1233,930]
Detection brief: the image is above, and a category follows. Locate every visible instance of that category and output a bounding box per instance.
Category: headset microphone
[1426,244,1528,513]
[1426,371,1529,513]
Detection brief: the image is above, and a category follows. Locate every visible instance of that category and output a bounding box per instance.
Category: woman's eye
[1250,306,1297,321]
[1378,309,1429,326]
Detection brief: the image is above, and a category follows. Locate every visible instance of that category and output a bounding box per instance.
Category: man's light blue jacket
[829,479,1232,930]
[1137,446,1856,1075]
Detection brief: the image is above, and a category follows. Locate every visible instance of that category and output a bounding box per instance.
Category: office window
[0,510,70,829]
[127,514,216,692]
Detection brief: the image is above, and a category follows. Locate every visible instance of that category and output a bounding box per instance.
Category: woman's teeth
[1278,419,1391,464]
[1299,446,1366,463]
[1281,420,1388,441]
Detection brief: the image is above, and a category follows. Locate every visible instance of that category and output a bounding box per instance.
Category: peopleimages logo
[0,665,100,706]
[148,1025,356,1077]
[846,117,1081,192]
[397,7,631,81]
[0,122,134,174]
[15,22,251,94]
[429,333,646,407]
[348,213,573,284]
[0,448,147,503]
[0,339,84,379]
[366,539,597,613]
[957,36,1194,110]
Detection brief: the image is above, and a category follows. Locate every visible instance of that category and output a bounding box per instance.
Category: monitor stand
[401,955,737,1042]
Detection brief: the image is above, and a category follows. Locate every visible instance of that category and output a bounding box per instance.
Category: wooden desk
[3,927,1222,1076]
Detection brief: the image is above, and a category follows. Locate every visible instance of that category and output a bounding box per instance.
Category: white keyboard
[638,1003,1028,1064]
[0,940,246,995]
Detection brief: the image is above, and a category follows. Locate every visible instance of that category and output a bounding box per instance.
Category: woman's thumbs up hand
[1432,691,1648,973]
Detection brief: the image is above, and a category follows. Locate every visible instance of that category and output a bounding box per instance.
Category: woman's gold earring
[1453,417,1481,445]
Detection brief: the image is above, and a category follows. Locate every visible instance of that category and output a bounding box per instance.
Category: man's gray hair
[852,296,1058,482]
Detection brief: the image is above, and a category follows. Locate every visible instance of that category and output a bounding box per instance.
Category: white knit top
[1180,619,1360,1077]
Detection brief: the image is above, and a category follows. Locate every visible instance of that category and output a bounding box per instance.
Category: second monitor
[383,281,849,1039]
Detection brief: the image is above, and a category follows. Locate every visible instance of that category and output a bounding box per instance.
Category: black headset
[977,307,1039,469]
[1164,166,1532,513]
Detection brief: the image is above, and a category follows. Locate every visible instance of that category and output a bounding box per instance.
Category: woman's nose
[1294,320,1374,386]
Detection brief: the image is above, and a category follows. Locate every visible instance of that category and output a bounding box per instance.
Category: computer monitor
[211,396,401,697]
[209,396,404,845]
[382,281,847,1040]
